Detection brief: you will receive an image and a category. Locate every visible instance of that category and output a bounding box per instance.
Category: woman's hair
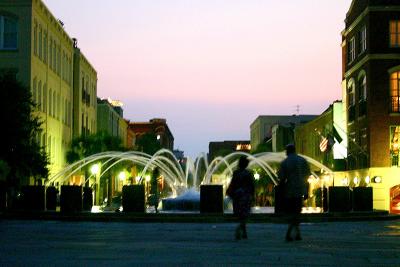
[238,156,249,169]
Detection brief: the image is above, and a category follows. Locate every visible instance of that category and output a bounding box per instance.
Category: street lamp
[90,164,100,176]
[118,171,126,181]
[90,163,101,205]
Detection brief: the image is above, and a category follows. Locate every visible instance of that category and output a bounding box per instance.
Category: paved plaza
[0,219,399,266]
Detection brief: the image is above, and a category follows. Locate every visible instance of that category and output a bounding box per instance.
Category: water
[47,150,333,212]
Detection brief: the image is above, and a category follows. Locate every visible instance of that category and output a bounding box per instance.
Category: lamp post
[90,163,101,205]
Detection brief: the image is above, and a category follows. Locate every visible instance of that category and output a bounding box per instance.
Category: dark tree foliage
[135,133,162,155]
[0,75,49,186]
[251,142,272,154]
[66,131,124,163]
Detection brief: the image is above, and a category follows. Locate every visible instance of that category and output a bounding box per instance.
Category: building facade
[340,0,400,211]
[295,101,347,171]
[250,115,317,152]
[72,43,97,138]
[208,140,251,161]
[0,0,97,180]
[128,118,174,151]
[96,98,126,144]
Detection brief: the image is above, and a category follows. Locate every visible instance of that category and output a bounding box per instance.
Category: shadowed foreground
[0,220,399,266]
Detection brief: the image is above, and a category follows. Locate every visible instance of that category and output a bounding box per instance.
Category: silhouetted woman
[226,156,255,240]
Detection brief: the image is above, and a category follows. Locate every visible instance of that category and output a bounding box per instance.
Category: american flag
[319,137,329,152]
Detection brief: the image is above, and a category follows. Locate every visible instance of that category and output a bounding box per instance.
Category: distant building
[128,118,174,151]
[208,140,251,161]
[250,115,317,152]
[72,43,97,138]
[295,101,347,171]
[0,0,97,180]
[339,0,400,211]
[97,98,126,145]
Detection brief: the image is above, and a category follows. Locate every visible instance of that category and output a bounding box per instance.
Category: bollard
[46,186,57,211]
[200,184,223,214]
[122,185,145,212]
[83,187,93,211]
[0,181,6,211]
[353,187,373,211]
[21,186,45,211]
[328,186,352,212]
[60,185,82,213]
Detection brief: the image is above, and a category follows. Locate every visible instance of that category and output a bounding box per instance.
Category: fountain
[47,150,334,212]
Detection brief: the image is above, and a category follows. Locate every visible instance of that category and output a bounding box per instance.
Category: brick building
[128,118,174,151]
[340,0,400,211]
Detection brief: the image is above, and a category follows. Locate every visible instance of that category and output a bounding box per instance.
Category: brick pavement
[0,219,399,266]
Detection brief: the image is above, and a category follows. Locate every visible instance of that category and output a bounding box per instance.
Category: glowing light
[353,177,359,185]
[341,177,349,186]
[135,176,141,184]
[156,135,161,140]
[91,206,101,213]
[372,176,382,183]
[254,173,260,180]
[90,164,100,175]
[118,171,126,181]
[145,175,151,182]
[365,176,370,184]
[236,144,251,151]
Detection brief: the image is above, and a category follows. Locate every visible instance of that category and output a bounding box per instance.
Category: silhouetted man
[278,144,310,241]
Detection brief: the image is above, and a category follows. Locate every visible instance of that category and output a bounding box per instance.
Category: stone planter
[352,187,373,211]
[328,186,352,212]
[122,185,145,213]
[21,186,45,211]
[83,187,93,211]
[46,186,57,211]
[60,185,82,213]
[200,184,223,214]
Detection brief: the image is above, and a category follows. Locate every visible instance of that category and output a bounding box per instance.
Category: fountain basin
[162,189,200,211]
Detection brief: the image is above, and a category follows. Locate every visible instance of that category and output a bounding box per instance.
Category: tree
[66,132,125,202]
[66,131,124,163]
[135,133,162,155]
[0,75,49,187]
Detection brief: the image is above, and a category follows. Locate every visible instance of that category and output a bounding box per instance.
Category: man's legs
[285,197,302,241]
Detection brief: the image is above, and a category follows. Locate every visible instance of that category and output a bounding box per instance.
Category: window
[390,126,400,166]
[390,71,400,112]
[359,74,367,116]
[0,16,17,50]
[52,40,56,70]
[390,21,400,47]
[33,22,37,54]
[43,83,47,113]
[49,89,53,116]
[38,26,42,59]
[52,91,56,117]
[38,80,42,111]
[359,75,367,101]
[348,80,356,122]
[49,38,53,69]
[359,26,366,53]
[348,81,355,106]
[32,77,37,104]
[348,37,356,63]
[43,32,47,63]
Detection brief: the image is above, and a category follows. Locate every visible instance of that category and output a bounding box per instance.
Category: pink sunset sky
[44,0,352,158]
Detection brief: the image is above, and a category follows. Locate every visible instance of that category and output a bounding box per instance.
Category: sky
[44,0,353,158]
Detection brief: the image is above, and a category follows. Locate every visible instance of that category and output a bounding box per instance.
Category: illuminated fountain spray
[47,149,334,198]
